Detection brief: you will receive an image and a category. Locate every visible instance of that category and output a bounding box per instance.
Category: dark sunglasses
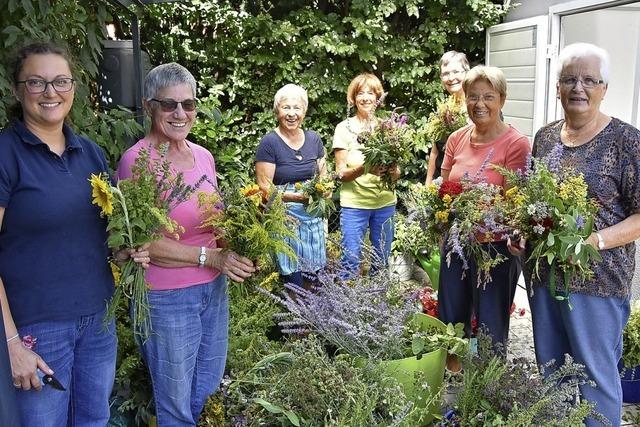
[150,98,197,112]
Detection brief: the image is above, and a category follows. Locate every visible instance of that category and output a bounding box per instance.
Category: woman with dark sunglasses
[117,63,255,426]
[0,42,149,425]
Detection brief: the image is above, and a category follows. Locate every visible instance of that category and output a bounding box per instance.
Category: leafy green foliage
[0,0,142,170]
[623,303,640,369]
[446,335,605,426]
[113,304,154,426]
[220,336,432,426]
[391,212,433,257]
[139,0,509,184]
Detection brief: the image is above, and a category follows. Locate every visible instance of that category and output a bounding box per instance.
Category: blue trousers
[140,275,229,426]
[438,242,519,349]
[15,309,116,427]
[529,288,629,427]
[340,205,395,278]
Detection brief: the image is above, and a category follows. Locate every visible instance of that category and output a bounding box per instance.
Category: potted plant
[620,302,640,402]
[391,214,434,282]
[259,261,456,425]
[390,214,417,281]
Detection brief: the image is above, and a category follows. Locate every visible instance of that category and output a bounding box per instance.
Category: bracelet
[6,333,19,343]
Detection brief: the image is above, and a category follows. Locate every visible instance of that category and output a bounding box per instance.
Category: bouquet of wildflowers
[359,111,416,190]
[404,176,509,287]
[198,181,296,276]
[294,174,336,218]
[493,145,601,304]
[424,95,467,145]
[90,145,200,338]
[404,180,454,251]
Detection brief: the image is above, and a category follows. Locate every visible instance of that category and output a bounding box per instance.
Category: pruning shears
[38,369,66,391]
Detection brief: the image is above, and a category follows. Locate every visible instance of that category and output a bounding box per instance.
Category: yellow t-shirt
[332,118,396,209]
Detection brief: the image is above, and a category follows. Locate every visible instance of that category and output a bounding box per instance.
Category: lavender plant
[259,255,418,361]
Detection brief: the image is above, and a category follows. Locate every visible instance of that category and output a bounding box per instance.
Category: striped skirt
[277,184,327,275]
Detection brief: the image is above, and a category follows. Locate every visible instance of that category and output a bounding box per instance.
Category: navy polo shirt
[0,120,114,327]
[255,130,325,185]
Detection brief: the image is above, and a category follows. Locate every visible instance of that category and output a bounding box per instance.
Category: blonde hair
[346,73,384,107]
[273,83,308,113]
[463,65,507,99]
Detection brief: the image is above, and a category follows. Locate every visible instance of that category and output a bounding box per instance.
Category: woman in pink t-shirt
[439,66,530,354]
[117,63,255,426]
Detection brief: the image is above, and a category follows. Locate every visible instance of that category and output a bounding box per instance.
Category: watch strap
[198,246,208,267]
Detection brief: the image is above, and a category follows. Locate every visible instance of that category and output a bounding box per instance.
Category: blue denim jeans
[140,275,229,426]
[340,205,395,278]
[14,309,117,427]
[529,288,630,427]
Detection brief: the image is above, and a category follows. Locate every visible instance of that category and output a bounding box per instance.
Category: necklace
[562,118,600,147]
[345,116,376,136]
[276,128,304,160]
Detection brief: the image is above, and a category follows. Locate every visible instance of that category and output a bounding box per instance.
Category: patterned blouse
[527,118,640,298]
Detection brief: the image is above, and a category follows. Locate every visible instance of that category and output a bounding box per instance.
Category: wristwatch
[198,246,208,267]
[595,232,605,250]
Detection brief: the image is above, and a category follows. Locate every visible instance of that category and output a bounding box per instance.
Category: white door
[548,1,640,126]
[486,16,548,140]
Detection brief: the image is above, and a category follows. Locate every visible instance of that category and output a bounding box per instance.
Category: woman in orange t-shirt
[439,65,530,351]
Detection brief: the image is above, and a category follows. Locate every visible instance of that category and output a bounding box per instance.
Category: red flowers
[418,286,439,318]
[21,335,37,350]
[438,180,464,199]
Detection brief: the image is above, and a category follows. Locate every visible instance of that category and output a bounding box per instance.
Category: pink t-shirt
[117,139,220,290]
[441,124,531,187]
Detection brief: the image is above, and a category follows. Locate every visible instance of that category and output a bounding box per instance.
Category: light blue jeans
[340,205,395,278]
[140,275,229,426]
[15,309,117,427]
[529,288,630,426]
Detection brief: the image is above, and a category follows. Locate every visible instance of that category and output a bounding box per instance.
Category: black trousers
[437,241,520,350]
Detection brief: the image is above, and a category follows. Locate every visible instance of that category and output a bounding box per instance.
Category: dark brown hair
[9,42,74,120]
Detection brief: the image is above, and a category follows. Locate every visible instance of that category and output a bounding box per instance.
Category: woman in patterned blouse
[509,43,640,427]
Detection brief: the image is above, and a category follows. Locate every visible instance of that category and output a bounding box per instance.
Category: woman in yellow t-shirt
[332,73,399,277]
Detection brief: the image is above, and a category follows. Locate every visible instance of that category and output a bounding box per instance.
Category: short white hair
[273,84,308,113]
[557,43,610,83]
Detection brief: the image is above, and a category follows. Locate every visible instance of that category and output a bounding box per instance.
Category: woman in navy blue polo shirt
[0,42,148,426]
[255,84,328,288]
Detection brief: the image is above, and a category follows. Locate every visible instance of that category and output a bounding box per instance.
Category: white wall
[505,0,570,21]
[560,7,640,123]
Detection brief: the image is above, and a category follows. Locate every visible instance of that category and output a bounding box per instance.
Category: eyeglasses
[150,98,197,112]
[440,70,465,78]
[559,76,604,89]
[466,94,499,103]
[16,78,75,94]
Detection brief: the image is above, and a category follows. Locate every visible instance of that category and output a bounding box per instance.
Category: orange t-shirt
[441,124,531,187]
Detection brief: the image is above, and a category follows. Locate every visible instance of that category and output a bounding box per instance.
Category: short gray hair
[557,43,610,84]
[144,63,197,100]
[440,51,470,72]
[273,84,308,113]
[463,65,507,99]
